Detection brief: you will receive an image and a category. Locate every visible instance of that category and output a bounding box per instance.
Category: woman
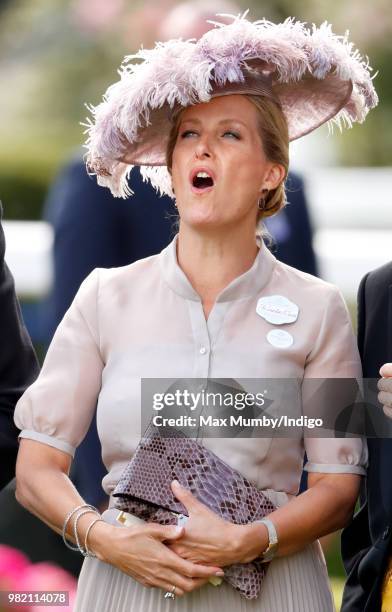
[14,14,377,612]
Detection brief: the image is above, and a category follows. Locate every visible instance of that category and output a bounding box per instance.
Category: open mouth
[190,169,215,192]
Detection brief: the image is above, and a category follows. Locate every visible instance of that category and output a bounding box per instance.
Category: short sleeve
[303,285,368,476]
[13,269,104,458]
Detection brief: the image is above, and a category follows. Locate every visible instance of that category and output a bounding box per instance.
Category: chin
[185,214,238,235]
[179,201,217,226]
[187,217,219,230]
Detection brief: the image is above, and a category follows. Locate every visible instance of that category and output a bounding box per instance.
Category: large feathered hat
[84,11,378,198]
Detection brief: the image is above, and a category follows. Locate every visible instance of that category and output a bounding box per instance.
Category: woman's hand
[88,518,225,597]
[165,480,268,566]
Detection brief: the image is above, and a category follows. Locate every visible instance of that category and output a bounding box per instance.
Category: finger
[134,567,209,596]
[168,550,224,579]
[380,363,392,377]
[153,568,210,595]
[122,563,187,597]
[187,577,211,590]
[144,526,223,577]
[147,523,184,542]
[176,576,210,593]
[378,377,392,395]
[171,480,200,512]
[378,390,392,411]
[147,577,185,598]
[383,405,392,420]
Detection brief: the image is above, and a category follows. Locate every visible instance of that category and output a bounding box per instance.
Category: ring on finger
[163,584,176,599]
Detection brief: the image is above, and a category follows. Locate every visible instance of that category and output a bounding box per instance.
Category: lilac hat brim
[84,12,378,198]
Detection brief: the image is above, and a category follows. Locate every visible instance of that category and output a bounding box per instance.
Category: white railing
[3,221,53,297]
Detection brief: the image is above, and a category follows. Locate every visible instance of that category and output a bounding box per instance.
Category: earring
[171,185,177,207]
[258,189,269,210]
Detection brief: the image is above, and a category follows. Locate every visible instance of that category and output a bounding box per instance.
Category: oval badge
[267,329,294,349]
[256,295,299,325]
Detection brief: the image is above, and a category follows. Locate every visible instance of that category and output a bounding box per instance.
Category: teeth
[196,171,210,178]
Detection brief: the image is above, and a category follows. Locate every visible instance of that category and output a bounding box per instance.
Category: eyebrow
[179,117,249,129]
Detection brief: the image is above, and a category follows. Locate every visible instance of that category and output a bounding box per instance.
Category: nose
[194,135,212,159]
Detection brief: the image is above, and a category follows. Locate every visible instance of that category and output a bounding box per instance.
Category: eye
[180,130,197,138]
[222,131,240,139]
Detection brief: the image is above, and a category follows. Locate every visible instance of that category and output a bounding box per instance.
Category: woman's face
[171,94,277,233]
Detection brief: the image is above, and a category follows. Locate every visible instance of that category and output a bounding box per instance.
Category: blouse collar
[158,234,276,302]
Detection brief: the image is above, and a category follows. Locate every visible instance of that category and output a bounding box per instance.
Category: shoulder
[362,261,392,294]
[266,258,359,374]
[84,253,161,301]
[67,254,161,332]
[97,252,160,282]
[358,261,392,328]
[272,258,341,300]
[268,259,350,339]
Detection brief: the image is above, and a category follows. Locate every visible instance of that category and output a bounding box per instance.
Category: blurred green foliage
[0,136,75,220]
[325,532,346,578]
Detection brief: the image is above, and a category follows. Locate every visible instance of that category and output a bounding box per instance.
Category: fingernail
[172,479,180,487]
[215,570,225,576]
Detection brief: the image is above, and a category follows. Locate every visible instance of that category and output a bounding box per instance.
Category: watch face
[262,550,275,562]
[260,541,278,563]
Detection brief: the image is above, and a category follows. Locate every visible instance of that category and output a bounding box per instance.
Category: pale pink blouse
[14,236,367,499]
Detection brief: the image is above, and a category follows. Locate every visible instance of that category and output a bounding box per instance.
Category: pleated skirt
[74,492,335,612]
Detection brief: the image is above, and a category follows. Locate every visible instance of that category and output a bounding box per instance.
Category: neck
[176,223,259,313]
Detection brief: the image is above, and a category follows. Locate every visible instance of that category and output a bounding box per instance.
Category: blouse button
[199,346,207,355]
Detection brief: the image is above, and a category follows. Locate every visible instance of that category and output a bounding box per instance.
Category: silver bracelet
[74,508,101,556]
[62,504,99,552]
[84,517,105,557]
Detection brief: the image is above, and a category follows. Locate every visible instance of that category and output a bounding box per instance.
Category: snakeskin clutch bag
[112,423,276,599]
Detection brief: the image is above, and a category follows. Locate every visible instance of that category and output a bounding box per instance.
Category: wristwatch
[256,518,279,563]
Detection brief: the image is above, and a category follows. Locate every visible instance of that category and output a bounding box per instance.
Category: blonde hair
[245,95,289,220]
[166,94,289,222]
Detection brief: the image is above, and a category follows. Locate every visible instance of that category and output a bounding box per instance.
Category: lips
[189,167,216,193]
